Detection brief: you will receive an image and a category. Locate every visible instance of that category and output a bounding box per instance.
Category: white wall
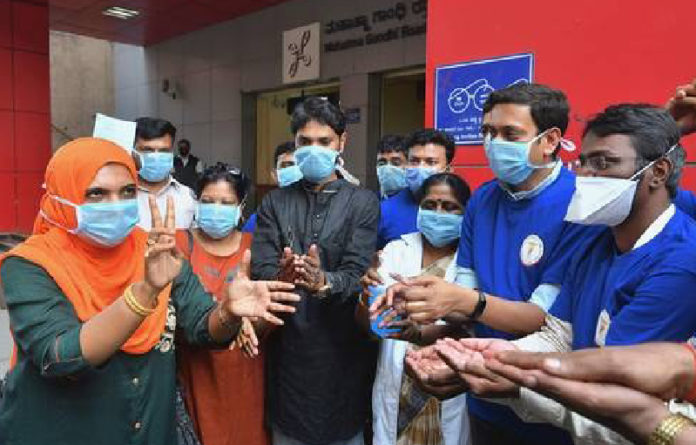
[113,0,426,183]
[50,31,115,150]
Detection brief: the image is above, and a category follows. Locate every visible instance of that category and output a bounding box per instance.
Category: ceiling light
[102,6,140,20]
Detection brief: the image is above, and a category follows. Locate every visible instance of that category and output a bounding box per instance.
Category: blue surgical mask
[138,152,174,182]
[417,208,463,248]
[377,165,407,197]
[45,195,139,247]
[406,167,438,194]
[294,145,338,183]
[483,132,553,185]
[277,165,303,187]
[196,203,241,239]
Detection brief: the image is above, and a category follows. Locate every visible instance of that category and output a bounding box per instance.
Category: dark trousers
[469,414,538,445]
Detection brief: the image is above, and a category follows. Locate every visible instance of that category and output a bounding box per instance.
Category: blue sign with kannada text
[435,53,534,145]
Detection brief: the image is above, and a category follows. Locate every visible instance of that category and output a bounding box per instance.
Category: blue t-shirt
[674,188,696,220]
[242,212,257,234]
[458,167,602,444]
[376,189,418,249]
[551,208,696,349]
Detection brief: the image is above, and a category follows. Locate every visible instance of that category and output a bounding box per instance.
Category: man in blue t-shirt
[376,128,455,249]
[375,134,408,200]
[376,83,600,445]
[412,104,696,445]
[242,141,299,234]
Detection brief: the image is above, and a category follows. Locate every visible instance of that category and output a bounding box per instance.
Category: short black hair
[178,138,191,148]
[290,96,346,137]
[482,83,570,136]
[404,128,456,164]
[273,141,296,166]
[135,117,177,141]
[417,172,471,207]
[583,103,684,198]
[377,134,407,155]
[196,163,251,204]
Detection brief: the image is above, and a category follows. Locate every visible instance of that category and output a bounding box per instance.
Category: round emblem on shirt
[520,234,544,267]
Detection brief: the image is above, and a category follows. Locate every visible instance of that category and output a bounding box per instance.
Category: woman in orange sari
[0,138,299,445]
[177,163,269,445]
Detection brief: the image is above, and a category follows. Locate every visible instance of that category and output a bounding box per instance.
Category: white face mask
[565,145,677,227]
[564,176,638,226]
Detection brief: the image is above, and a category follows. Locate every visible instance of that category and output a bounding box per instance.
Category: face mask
[377,164,407,197]
[406,167,439,194]
[294,145,339,183]
[484,132,554,185]
[138,152,174,182]
[196,203,241,239]
[44,195,139,247]
[276,165,303,187]
[564,145,676,227]
[417,208,464,247]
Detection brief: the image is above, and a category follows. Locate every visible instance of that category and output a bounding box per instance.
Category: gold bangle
[648,414,694,445]
[123,284,155,317]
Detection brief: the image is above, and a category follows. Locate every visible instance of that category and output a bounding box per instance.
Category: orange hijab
[2,137,171,355]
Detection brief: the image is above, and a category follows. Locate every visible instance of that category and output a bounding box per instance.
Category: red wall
[425,0,696,190]
[0,0,50,233]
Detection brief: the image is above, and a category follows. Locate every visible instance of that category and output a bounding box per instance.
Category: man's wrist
[630,401,672,444]
[463,288,487,320]
[314,272,331,298]
[452,286,477,314]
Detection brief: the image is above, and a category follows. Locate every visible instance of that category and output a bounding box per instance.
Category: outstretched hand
[404,344,467,399]
[493,343,696,401]
[485,354,669,444]
[434,338,519,398]
[224,250,300,325]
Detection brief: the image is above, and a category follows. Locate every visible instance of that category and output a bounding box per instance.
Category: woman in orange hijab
[0,138,299,445]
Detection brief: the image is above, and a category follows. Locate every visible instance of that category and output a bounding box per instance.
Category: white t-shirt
[136,177,197,231]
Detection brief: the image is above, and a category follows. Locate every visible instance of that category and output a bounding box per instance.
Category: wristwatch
[467,289,487,321]
[314,277,332,300]
[648,414,693,445]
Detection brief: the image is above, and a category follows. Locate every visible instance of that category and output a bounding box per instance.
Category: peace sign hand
[144,195,184,292]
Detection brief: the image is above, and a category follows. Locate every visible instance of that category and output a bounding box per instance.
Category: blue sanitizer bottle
[368,284,403,338]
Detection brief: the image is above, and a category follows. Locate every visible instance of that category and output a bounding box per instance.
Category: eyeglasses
[573,154,638,172]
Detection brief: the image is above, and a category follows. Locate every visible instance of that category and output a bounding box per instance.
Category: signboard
[323,0,427,53]
[283,23,321,84]
[435,53,534,145]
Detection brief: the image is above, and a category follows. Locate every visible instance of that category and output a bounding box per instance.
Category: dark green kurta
[0,256,219,445]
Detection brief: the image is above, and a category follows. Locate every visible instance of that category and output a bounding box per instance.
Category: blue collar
[498,161,562,201]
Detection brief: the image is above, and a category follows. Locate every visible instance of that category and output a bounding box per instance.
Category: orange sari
[176,232,270,445]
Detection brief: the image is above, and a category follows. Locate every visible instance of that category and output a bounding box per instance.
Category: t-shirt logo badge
[520,234,544,266]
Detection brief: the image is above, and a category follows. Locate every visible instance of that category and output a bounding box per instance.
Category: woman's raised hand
[144,196,183,292]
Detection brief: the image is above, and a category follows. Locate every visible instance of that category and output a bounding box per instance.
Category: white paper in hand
[93,113,136,152]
